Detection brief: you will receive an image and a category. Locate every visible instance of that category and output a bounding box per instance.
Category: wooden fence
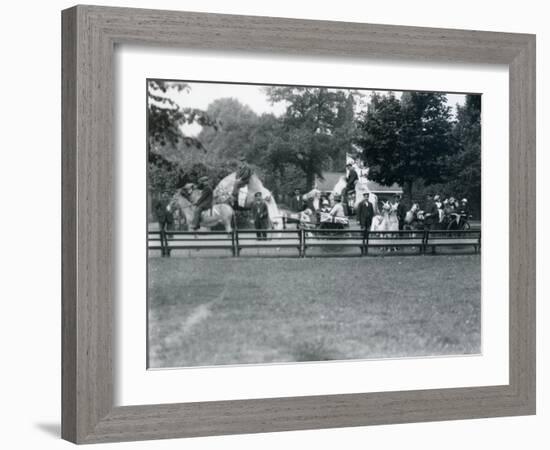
[148,228,481,258]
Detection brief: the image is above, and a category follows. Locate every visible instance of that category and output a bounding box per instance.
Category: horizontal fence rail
[148,227,481,257]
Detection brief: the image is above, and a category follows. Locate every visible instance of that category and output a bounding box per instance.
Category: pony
[171,184,235,232]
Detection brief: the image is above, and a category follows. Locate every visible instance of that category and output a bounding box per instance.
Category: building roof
[315,172,403,194]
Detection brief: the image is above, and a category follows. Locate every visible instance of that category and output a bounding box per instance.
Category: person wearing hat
[423,193,439,230]
[344,163,358,205]
[320,197,331,213]
[357,192,375,234]
[191,176,213,230]
[289,188,306,213]
[459,198,470,217]
[232,154,253,206]
[252,192,270,240]
[329,195,346,221]
[152,190,174,256]
[393,194,407,231]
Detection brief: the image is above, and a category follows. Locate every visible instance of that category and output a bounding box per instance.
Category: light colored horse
[213,172,283,229]
[171,185,234,232]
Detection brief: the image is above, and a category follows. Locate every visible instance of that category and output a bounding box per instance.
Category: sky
[158,81,468,136]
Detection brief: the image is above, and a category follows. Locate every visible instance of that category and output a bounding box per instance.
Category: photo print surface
[147,79,482,369]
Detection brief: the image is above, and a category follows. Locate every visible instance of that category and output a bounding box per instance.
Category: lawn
[148,255,481,368]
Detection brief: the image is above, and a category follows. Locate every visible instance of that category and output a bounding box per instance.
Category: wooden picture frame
[61,5,536,444]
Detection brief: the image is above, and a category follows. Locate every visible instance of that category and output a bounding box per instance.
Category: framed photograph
[62,5,536,444]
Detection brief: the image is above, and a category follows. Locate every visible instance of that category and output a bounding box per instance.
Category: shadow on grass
[290,338,337,362]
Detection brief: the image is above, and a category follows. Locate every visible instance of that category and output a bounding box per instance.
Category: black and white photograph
[147,79,482,369]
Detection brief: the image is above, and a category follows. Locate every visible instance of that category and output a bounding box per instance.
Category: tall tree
[355,92,456,205]
[446,95,482,214]
[147,80,218,195]
[265,86,352,189]
[198,97,259,163]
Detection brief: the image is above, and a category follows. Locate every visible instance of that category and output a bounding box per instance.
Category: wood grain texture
[61,5,536,444]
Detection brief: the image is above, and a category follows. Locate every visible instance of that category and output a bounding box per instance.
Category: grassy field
[148,255,481,368]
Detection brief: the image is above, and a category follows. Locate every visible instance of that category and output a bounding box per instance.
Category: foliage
[198,97,259,162]
[264,86,359,189]
[147,80,221,195]
[447,95,482,215]
[147,83,480,216]
[147,80,218,154]
[355,92,456,204]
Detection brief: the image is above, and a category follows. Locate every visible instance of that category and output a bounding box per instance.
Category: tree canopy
[146,82,481,216]
[355,91,457,203]
[264,86,358,189]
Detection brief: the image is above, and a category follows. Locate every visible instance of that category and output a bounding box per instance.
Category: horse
[171,184,235,232]
[213,172,284,230]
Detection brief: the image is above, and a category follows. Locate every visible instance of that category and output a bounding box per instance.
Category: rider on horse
[231,154,253,207]
[191,176,213,230]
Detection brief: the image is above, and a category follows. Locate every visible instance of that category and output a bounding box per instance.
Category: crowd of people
[284,189,472,234]
[410,194,472,231]
[151,157,473,241]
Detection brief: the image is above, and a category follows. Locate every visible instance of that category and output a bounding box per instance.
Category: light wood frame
[62,5,536,444]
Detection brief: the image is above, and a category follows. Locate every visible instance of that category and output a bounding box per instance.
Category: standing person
[459,198,470,216]
[344,163,358,213]
[434,194,444,227]
[357,192,375,234]
[252,192,270,240]
[458,198,471,228]
[423,194,438,230]
[289,188,305,212]
[153,191,173,256]
[394,194,407,231]
[192,176,213,230]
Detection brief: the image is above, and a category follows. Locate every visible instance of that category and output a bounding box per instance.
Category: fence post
[300,228,306,257]
[283,216,287,230]
[160,229,167,257]
[364,230,369,256]
[422,228,428,255]
[235,227,240,257]
[231,227,236,257]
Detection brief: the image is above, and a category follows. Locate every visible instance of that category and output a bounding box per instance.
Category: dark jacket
[252,201,270,228]
[396,202,407,221]
[194,185,213,210]
[459,204,470,217]
[345,169,358,191]
[289,195,305,212]
[153,198,172,224]
[236,163,252,185]
[423,200,439,225]
[357,200,374,228]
